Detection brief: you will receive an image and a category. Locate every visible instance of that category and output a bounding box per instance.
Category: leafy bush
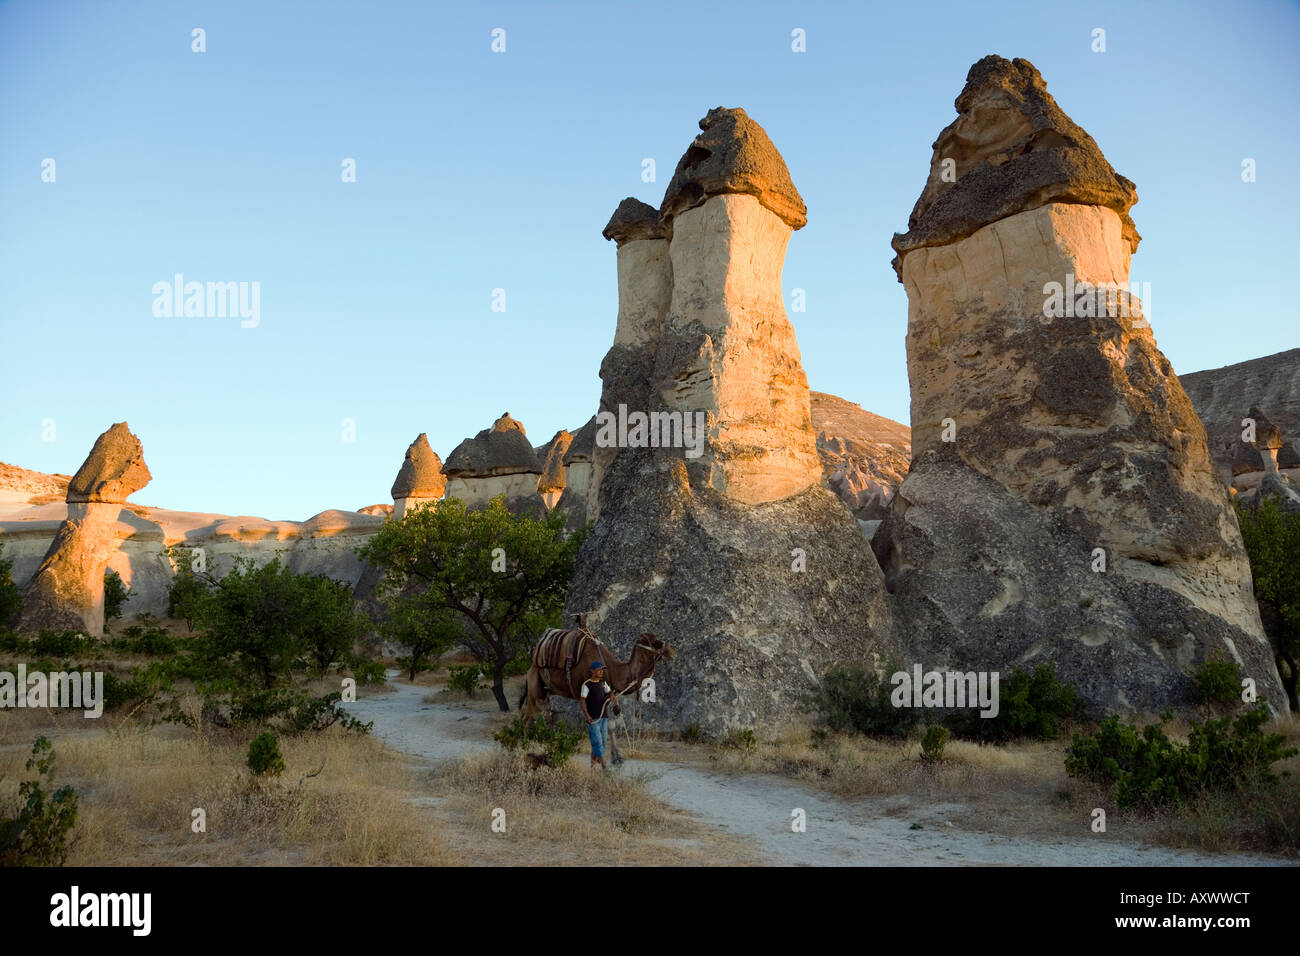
[0,737,79,866]
[951,662,1077,742]
[0,630,26,653]
[113,624,178,657]
[722,728,757,752]
[808,663,919,739]
[103,569,130,622]
[165,548,210,631]
[201,558,363,688]
[1236,498,1300,711]
[1065,707,1298,810]
[493,716,583,768]
[920,725,949,763]
[100,660,174,712]
[446,664,485,696]
[350,658,387,686]
[0,543,20,630]
[383,592,460,681]
[30,630,92,658]
[1192,652,1244,706]
[682,723,702,744]
[505,649,532,677]
[230,687,371,735]
[247,731,285,777]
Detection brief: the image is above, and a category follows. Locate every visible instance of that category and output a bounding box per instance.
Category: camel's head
[638,632,677,663]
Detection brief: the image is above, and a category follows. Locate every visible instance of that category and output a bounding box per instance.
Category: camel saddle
[533,627,600,697]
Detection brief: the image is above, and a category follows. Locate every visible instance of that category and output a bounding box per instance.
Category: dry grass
[0,714,451,865]
[687,714,1300,858]
[426,749,760,865]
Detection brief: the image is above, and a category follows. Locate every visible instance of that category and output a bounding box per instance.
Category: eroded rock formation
[810,391,910,525]
[566,108,894,732]
[17,423,152,635]
[875,56,1284,715]
[390,433,445,519]
[536,429,573,510]
[442,412,543,512]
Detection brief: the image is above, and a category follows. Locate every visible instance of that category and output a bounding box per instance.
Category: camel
[519,628,676,723]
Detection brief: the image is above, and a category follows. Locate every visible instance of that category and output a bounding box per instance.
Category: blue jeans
[587,717,608,759]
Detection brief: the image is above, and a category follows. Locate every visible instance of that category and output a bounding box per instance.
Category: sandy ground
[344,673,1295,867]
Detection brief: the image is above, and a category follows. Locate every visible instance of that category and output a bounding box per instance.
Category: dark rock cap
[391,433,446,499]
[564,415,598,465]
[603,198,666,246]
[67,422,152,503]
[891,55,1140,278]
[660,107,807,231]
[443,413,542,478]
[1248,406,1285,451]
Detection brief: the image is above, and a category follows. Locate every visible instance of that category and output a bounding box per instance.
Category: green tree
[0,543,20,629]
[202,558,300,688]
[1236,499,1300,711]
[103,569,130,622]
[296,574,364,675]
[358,495,586,711]
[165,546,211,631]
[382,591,461,681]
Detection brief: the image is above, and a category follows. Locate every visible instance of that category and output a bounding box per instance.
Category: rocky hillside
[810,391,910,521]
[1180,349,1300,480]
[0,461,70,505]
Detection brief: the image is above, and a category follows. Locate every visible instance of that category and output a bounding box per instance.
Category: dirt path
[346,676,1293,867]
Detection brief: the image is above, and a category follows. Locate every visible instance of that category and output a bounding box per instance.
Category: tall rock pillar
[875,56,1284,715]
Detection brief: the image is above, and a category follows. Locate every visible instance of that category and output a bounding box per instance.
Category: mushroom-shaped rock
[391,433,446,518]
[874,55,1284,717]
[660,107,807,233]
[443,413,543,512]
[18,422,153,636]
[891,55,1140,278]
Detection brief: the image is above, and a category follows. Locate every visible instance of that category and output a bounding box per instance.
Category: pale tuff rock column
[876,55,1284,715]
[659,193,823,504]
[390,433,446,519]
[589,198,671,523]
[18,422,152,636]
[565,107,894,734]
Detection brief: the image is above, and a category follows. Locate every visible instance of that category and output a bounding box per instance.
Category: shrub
[0,737,79,866]
[493,716,584,769]
[230,688,371,735]
[949,662,1077,742]
[1192,652,1243,706]
[446,663,485,696]
[103,570,130,622]
[505,649,532,677]
[682,723,702,744]
[113,624,178,657]
[1065,707,1297,810]
[247,731,286,777]
[920,725,949,763]
[165,548,210,631]
[808,663,918,739]
[722,728,757,752]
[0,543,20,630]
[0,630,26,653]
[1236,498,1300,711]
[350,658,387,686]
[30,630,92,658]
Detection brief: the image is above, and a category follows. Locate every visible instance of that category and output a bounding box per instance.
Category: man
[581,660,617,769]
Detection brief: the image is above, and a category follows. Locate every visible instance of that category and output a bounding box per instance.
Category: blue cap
[590,660,605,670]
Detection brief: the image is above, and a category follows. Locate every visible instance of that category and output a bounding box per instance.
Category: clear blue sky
[2,0,1297,519]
